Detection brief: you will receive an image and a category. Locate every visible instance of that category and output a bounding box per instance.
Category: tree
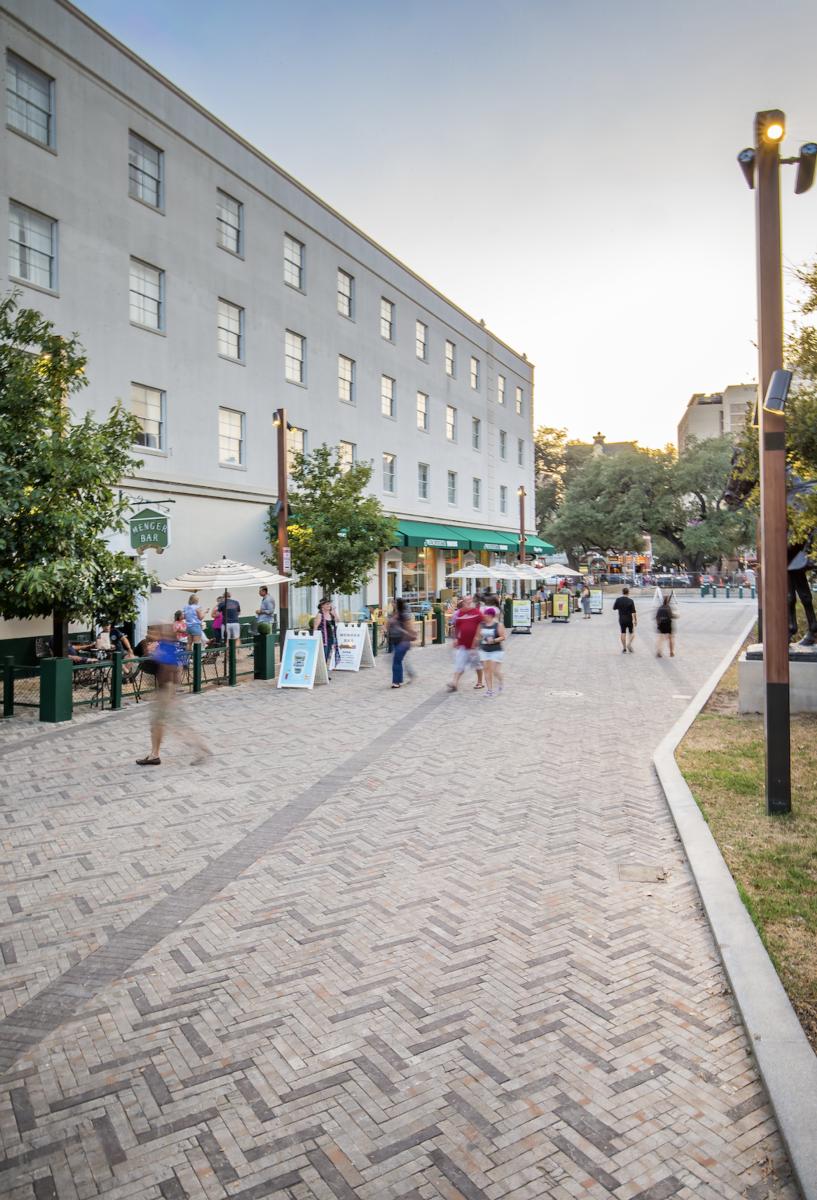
[264,444,398,596]
[533,426,567,533]
[0,294,150,645]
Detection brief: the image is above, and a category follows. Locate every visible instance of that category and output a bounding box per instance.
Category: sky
[75,0,817,449]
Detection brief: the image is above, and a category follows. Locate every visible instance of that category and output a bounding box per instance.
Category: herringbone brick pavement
[0,599,797,1198]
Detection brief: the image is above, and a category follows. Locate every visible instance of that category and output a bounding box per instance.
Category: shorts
[454,646,481,673]
[479,650,505,662]
[224,622,241,640]
[186,621,202,637]
[619,620,634,634]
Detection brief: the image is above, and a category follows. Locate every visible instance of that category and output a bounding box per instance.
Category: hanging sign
[130,508,171,551]
[282,547,292,574]
[334,623,375,671]
[589,589,604,614]
[277,630,328,689]
[552,593,571,621]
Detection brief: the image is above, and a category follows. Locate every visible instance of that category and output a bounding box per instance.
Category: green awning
[396,520,471,549]
[526,535,556,553]
[453,526,518,552]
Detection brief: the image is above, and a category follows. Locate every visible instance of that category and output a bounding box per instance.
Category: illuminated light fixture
[795,142,817,194]
[757,108,786,144]
[766,121,784,141]
[762,368,792,415]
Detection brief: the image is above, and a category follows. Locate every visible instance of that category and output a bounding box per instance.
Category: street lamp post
[518,486,527,599]
[273,408,290,639]
[738,112,817,814]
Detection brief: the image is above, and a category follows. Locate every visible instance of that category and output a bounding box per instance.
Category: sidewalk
[0,600,796,1198]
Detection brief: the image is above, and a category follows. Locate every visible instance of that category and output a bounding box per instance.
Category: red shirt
[454,608,484,649]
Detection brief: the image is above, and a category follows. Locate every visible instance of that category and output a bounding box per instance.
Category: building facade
[677,384,754,453]
[1,0,538,643]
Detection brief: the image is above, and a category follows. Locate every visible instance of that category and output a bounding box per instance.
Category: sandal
[473,683,485,690]
[136,756,161,766]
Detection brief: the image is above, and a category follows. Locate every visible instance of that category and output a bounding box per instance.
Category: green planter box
[39,657,73,723]
[254,632,276,680]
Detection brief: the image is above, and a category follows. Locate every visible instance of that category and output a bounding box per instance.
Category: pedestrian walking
[217,592,241,642]
[136,625,210,767]
[655,592,676,657]
[388,598,417,688]
[613,586,637,653]
[580,584,591,619]
[447,594,485,691]
[183,594,206,648]
[478,605,506,695]
[314,598,338,674]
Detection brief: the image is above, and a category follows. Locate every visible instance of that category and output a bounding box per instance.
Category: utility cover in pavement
[618,864,667,882]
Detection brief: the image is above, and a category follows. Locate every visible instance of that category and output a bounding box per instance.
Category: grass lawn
[676,642,817,1053]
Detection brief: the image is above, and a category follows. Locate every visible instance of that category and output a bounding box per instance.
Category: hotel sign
[130,508,170,551]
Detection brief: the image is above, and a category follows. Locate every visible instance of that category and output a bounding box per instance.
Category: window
[418,462,429,500]
[447,470,457,505]
[472,477,481,509]
[416,320,427,360]
[285,330,305,383]
[339,440,356,471]
[383,452,396,493]
[217,298,243,360]
[216,190,242,254]
[499,484,508,514]
[515,385,523,415]
[128,131,163,208]
[381,375,395,419]
[497,374,506,405]
[518,437,525,466]
[287,426,306,473]
[472,416,481,450]
[283,234,304,288]
[499,429,507,460]
[470,356,480,390]
[416,391,429,432]
[129,258,163,330]
[446,405,457,441]
[445,339,456,377]
[337,269,354,317]
[380,297,394,340]
[219,406,244,465]
[8,202,56,290]
[338,355,355,403]
[130,383,165,450]
[6,53,54,146]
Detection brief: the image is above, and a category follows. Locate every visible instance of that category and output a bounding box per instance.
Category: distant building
[677,384,755,453]
[590,432,638,457]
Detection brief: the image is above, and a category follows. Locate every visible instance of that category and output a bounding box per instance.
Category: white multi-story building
[1,0,539,643]
[677,384,754,454]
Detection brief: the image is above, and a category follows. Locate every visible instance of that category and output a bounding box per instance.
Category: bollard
[228,638,237,686]
[110,651,123,710]
[370,622,378,657]
[712,585,717,599]
[39,657,73,723]
[700,583,706,597]
[725,584,731,599]
[421,616,426,647]
[3,656,14,718]
[739,585,744,599]
[433,606,445,644]
[192,641,202,693]
[751,585,756,600]
[254,631,276,680]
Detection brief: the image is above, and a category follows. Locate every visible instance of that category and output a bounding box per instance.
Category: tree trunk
[52,612,69,658]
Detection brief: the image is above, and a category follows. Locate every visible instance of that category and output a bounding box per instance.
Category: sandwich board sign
[589,588,604,614]
[510,598,532,634]
[552,592,571,622]
[277,630,328,688]
[334,623,375,671]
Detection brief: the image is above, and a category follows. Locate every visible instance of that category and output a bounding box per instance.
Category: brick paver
[0,599,796,1198]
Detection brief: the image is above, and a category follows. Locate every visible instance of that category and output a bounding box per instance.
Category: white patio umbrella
[447,565,505,581]
[537,563,582,581]
[162,556,288,593]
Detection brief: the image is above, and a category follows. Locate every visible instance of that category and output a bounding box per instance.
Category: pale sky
[76,0,817,449]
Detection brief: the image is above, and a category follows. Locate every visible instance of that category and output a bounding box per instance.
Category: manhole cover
[618,864,667,883]
[540,689,583,698]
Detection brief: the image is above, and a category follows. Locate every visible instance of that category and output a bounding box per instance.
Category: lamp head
[756,109,786,146]
[737,147,755,189]
[795,143,817,194]
[272,412,282,428]
[763,369,792,415]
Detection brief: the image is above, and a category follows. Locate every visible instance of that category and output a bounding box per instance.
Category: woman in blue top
[183,594,206,648]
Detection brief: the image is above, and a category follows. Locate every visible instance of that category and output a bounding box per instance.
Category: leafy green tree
[264,443,397,596]
[533,426,567,533]
[0,295,150,647]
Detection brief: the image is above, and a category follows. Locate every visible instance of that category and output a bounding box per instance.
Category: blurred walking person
[478,605,506,695]
[447,594,485,691]
[613,586,637,653]
[389,598,417,688]
[136,625,210,767]
[655,592,676,657]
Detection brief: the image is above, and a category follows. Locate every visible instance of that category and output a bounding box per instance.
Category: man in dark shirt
[217,592,241,642]
[612,587,637,653]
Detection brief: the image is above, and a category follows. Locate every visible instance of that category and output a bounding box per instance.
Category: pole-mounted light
[762,369,792,415]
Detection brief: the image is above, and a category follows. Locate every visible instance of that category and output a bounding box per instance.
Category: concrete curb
[653,613,817,1200]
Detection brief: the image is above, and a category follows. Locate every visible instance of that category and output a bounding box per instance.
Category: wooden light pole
[518,486,527,598]
[273,408,290,639]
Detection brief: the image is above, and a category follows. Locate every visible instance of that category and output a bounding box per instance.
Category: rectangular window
[128,131,163,208]
[416,391,428,432]
[381,375,395,418]
[287,425,306,473]
[383,452,396,493]
[339,440,356,471]
[219,406,244,465]
[285,330,305,383]
[337,269,354,317]
[499,429,507,460]
[130,383,165,450]
[518,437,525,466]
[216,190,242,254]
[8,201,56,289]
[217,298,243,360]
[6,52,54,146]
[446,404,457,441]
[380,297,394,340]
[283,233,304,289]
[338,354,355,403]
[470,356,480,390]
[472,477,481,509]
[447,470,457,505]
[499,484,508,514]
[497,374,506,405]
[418,462,429,500]
[445,339,455,377]
[515,385,523,415]
[415,319,427,360]
[129,258,163,330]
[472,416,481,450]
